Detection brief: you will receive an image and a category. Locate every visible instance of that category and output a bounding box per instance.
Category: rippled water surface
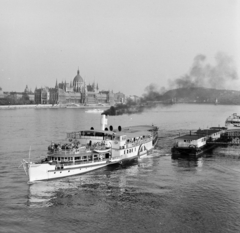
[1,104,240,233]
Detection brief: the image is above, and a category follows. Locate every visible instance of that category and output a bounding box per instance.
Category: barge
[171,127,226,159]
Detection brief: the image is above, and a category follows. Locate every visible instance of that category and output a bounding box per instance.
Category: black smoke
[170,52,238,89]
[102,85,167,116]
[142,84,166,101]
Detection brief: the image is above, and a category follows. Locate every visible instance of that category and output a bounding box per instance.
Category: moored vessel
[85,109,104,113]
[171,127,226,159]
[225,113,240,130]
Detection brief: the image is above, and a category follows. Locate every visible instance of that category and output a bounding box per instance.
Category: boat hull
[27,160,116,182]
[171,144,216,159]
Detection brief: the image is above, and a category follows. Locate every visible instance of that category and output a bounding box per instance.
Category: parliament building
[35,70,116,105]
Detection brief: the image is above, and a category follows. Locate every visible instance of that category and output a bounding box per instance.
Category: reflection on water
[173,157,203,168]
[27,179,76,207]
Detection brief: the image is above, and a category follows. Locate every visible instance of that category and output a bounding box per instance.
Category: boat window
[58,157,60,161]
[95,132,105,137]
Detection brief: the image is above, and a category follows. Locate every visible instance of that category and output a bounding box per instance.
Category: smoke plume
[142,84,166,101]
[171,52,238,89]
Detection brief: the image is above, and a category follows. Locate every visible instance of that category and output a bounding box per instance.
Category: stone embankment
[0,104,110,110]
[0,104,53,109]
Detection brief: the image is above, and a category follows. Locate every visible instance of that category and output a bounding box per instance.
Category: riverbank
[0,104,110,110]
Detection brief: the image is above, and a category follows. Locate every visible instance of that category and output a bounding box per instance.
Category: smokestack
[101,115,108,131]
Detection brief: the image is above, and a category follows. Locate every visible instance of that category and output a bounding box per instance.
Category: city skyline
[1,0,239,96]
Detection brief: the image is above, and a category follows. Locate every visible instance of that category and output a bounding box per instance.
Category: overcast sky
[0,0,239,96]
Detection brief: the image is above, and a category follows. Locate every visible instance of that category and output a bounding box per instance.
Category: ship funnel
[101,114,108,131]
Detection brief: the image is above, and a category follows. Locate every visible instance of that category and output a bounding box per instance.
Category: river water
[1,104,240,233]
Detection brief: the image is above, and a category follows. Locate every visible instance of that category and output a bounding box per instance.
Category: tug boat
[171,127,226,159]
[85,109,104,113]
[20,115,158,183]
[225,113,240,130]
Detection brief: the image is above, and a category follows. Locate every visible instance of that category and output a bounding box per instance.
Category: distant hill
[102,87,240,116]
[161,87,240,105]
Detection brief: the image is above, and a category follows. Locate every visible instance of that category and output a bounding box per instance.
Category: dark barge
[171,127,227,159]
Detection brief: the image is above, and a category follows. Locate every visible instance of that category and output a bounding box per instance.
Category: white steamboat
[225,113,240,130]
[20,115,158,183]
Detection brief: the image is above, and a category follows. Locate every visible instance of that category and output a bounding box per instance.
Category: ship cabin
[174,128,224,149]
[174,134,208,149]
[46,149,111,166]
[67,129,115,146]
[111,130,153,159]
[195,128,225,141]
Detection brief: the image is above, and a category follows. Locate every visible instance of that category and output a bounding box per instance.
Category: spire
[55,79,58,88]
[77,68,80,75]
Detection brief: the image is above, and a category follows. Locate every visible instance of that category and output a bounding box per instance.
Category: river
[1,104,240,233]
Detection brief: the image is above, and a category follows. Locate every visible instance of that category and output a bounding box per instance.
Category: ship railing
[50,158,109,166]
[48,146,87,155]
[125,138,151,148]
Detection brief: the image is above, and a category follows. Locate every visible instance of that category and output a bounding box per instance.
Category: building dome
[73,69,84,83]
[73,69,84,92]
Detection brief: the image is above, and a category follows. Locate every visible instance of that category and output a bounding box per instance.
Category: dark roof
[175,135,204,140]
[226,129,240,132]
[114,125,156,138]
[195,129,222,135]
[210,127,227,130]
